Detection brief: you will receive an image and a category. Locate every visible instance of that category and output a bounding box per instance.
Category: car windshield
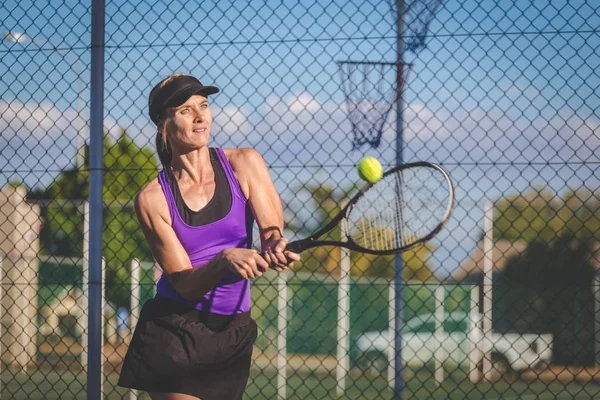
[405,312,469,333]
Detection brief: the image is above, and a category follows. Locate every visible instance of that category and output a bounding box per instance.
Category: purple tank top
[155,148,253,314]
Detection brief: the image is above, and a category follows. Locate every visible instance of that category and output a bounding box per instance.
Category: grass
[245,367,600,400]
[2,364,600,399]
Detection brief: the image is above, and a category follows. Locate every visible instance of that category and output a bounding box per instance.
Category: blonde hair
[150,73,190,167]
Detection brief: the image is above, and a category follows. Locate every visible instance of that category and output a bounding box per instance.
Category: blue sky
[1,0,599,277]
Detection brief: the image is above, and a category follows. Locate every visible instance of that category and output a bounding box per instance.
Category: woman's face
[163,94,212,150]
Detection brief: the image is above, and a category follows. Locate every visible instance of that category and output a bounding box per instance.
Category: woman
[118,73,300,400]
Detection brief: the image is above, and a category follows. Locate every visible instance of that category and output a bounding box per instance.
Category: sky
[1,0,599,277]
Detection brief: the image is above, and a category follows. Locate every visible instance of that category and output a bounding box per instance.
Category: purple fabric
[156,148,253,314]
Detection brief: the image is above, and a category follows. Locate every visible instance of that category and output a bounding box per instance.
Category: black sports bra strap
[165,148,233,226]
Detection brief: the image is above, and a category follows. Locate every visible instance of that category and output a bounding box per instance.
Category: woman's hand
[262,237,301,272]
[220,248,270,279]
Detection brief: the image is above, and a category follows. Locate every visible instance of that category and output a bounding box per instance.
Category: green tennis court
[3,366,600,400]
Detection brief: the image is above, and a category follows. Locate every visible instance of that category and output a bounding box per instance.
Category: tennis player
[118,73,300,400]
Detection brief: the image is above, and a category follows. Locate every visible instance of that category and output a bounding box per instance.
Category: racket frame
[286,161,454,255]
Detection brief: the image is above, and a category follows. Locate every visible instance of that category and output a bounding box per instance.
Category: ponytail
[155,130,172,167]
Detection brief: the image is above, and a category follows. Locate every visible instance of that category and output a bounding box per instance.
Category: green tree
[31,130,159,308]
[494,187,600,243]
[558,189,600,241]
[491,187,600,365]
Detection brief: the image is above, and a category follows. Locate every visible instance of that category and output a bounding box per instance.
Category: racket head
[341,161,454,255]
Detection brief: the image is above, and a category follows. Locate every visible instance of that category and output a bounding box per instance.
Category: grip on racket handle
[285,240,304,253]
[259,240,303,259]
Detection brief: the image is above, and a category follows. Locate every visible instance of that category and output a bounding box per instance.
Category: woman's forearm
[166,253,227,301]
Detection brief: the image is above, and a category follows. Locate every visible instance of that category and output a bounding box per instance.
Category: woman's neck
[170,147,213,184]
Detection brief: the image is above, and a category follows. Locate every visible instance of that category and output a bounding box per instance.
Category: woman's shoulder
[221,147,263,166]
[135,177,168,215]
[220,148,268,197]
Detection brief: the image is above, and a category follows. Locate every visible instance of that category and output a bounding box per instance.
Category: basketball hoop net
[338,61,412,149]
[393,0,445,53]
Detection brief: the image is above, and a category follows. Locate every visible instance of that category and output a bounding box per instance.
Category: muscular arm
[229,148,300,269]
[234,148,284,244]
[135,183,267,301]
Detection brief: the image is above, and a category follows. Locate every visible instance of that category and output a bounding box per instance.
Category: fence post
[82,201,89,371]
[434,285,445,384]
[482,200,494,380]
[101,258,106,397]
[595,272,600,367]
[388,281,395,387]
[468,284,482,382]
[0,255,3,388]
[130,258,141,333]
[277,271,288,399]
[87,0,106,397]
[337,218,350,396]
[18,255,29,373]
[129,258,141,400]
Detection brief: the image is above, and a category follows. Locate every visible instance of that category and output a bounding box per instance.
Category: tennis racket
[285,161,454,255]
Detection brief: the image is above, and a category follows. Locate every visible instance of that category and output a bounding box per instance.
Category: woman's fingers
[223,248,270,279]
[261,238,301,272]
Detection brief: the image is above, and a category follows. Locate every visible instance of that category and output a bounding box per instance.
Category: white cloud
[288,93,320,113]
[1,100,77,142]
[213,105,251,139]
[0,100,122,188]
[3,96,598,189]
[0,100,121,142]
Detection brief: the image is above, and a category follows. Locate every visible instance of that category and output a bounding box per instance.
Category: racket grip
[257,240,303,272]
[285,240,304,253]
[259,240,304,257]
[258,240,303,259]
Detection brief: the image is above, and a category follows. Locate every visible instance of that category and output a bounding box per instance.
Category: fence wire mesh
[1,0,600,399]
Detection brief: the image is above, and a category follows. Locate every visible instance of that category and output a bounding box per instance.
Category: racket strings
[346,166,451,251]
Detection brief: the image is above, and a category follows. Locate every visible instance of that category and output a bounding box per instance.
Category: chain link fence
[1,0,599,398]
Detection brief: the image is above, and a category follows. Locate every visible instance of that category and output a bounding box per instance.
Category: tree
[30,130,159,308]
[491,187,600,365]
[494,187,600,243]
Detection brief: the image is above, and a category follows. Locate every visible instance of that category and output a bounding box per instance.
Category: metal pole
[19,256,30,374]
[277,272,288,400]
[73,59,86,170]
[482,200,494,380]
[434,285,445,384]
[130,259,141,400]
[393,0,406,398]
[101,258,106,396]
[82,201,89,371]
[0,256,3,389]
[130,259,141,333]
[468,284,482,382]
[88,1,105,399]
[595,272,600,367]
[336,218,351,396]
[388,281,395,386]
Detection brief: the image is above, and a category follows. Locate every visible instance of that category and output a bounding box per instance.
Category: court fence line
[1,1,599,399]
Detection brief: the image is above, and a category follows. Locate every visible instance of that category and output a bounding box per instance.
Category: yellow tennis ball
[357,157,383,183]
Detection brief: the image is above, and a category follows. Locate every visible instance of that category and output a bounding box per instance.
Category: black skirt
[118,295,257,399]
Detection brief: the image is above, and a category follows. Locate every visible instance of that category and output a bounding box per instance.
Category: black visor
[148,75,219,124]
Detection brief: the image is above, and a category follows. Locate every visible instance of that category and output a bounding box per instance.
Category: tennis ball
[357,157,383,183]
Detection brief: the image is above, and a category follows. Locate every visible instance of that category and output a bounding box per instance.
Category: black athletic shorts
[118,295,257,399]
